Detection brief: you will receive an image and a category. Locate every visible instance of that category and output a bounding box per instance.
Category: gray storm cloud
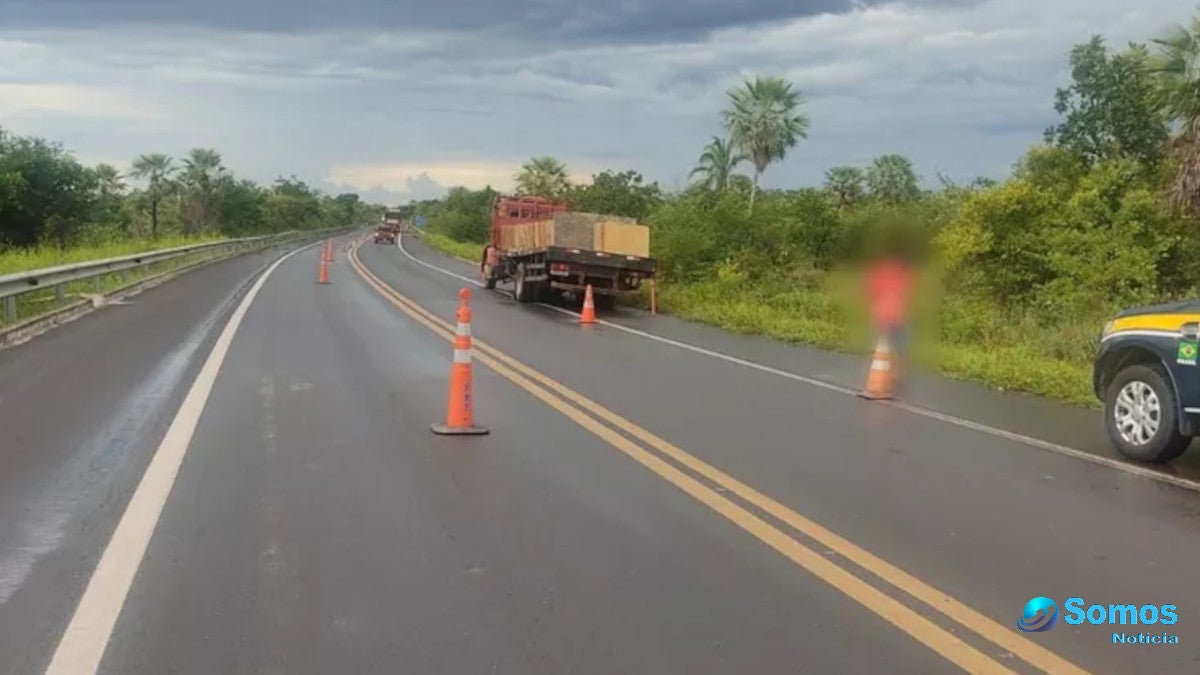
[0,0,1193,204]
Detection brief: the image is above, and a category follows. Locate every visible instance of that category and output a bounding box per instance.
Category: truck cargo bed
[496,211,649,258]
[544,246,656,274]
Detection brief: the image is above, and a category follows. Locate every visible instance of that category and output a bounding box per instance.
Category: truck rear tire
[514,263,532,303]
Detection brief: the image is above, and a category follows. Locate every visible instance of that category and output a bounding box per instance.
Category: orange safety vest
[866,258,914,330]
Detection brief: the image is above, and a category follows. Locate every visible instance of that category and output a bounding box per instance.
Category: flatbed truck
[483,196,656,309]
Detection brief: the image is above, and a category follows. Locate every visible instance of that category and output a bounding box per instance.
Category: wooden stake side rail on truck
[483,196,657,310]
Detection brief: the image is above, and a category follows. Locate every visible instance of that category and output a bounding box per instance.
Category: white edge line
[395,233,1200,494]
[44,241,319,675]
[399,233,485,288]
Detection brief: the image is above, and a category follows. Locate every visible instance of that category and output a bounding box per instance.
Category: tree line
[402,7,1200,402]
[415,8,1200,317]
[0,131,382,250]
[412,166,665,243]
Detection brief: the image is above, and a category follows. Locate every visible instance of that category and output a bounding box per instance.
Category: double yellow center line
[348,242,1090,675]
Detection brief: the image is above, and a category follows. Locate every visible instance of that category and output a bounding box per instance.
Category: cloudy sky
[1,0,1195,204]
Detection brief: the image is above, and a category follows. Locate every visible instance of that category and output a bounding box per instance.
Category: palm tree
[129,153,176,238]
[182,148,224,188]
[514,156,570,199]
[688,136,746,192]
[1149,14,1200,213]
[866,154,921,203]
[93,163,126,197]
[722,76,809,213]
[181,148,227,233]
[823,166,865,208]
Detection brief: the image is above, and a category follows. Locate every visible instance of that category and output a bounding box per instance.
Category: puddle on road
[0,297,230,606]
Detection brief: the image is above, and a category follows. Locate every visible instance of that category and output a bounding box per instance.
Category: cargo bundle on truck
[483,195,656,309]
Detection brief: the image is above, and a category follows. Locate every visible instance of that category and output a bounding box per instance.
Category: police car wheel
[1103,364,1191,463]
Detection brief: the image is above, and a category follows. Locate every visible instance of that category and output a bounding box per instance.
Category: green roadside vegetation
[0,135,383,275]
[417,231,482,264]
[407,13,1200,407]
[2,244,263,328]
[1,234,231,327]
[1,131,385,327]
[0,234,226,276]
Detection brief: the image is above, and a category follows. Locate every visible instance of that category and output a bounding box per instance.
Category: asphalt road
[2,232,1198,674]
[0,241,321,674]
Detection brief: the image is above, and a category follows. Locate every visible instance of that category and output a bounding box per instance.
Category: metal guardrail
[0,228,348,326]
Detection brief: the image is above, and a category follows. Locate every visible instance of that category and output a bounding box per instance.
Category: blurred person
[480,243,499,281]
[863,219,919,389]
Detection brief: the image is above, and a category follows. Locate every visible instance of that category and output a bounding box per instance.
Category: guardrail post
[1,231,335,331]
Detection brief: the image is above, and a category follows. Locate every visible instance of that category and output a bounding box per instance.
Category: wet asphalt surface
[1,232,1199,674]
[0,243,305,674]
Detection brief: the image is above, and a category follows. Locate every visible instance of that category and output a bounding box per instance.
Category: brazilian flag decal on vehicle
[1178,339,1198,366]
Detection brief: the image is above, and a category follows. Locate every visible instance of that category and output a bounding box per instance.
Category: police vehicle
[1095,301,1200,462]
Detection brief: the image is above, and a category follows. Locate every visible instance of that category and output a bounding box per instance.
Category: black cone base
[431,423,490,436]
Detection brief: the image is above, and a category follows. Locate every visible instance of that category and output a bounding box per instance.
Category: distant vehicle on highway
[374,226,397,245]
[1095,301,1200,462]
[382,209,404,234]
[482,195,657,309]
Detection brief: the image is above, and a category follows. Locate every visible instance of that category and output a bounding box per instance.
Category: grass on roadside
[414,231,1100,406]
[0,234,226,276]
[1,234,245,331]
[414,231,480,263]
[655,277,1099,406]
[1,248,242,330]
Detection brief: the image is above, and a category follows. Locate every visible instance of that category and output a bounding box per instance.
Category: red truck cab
[374,226,396,244]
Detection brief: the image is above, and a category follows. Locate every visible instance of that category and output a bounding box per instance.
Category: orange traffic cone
[580,284,597,325]
[317,254,330,284]
[858,335,894,400]
[432,288,489,436]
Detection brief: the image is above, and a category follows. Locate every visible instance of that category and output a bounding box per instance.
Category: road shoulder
[398,232,1200,481]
